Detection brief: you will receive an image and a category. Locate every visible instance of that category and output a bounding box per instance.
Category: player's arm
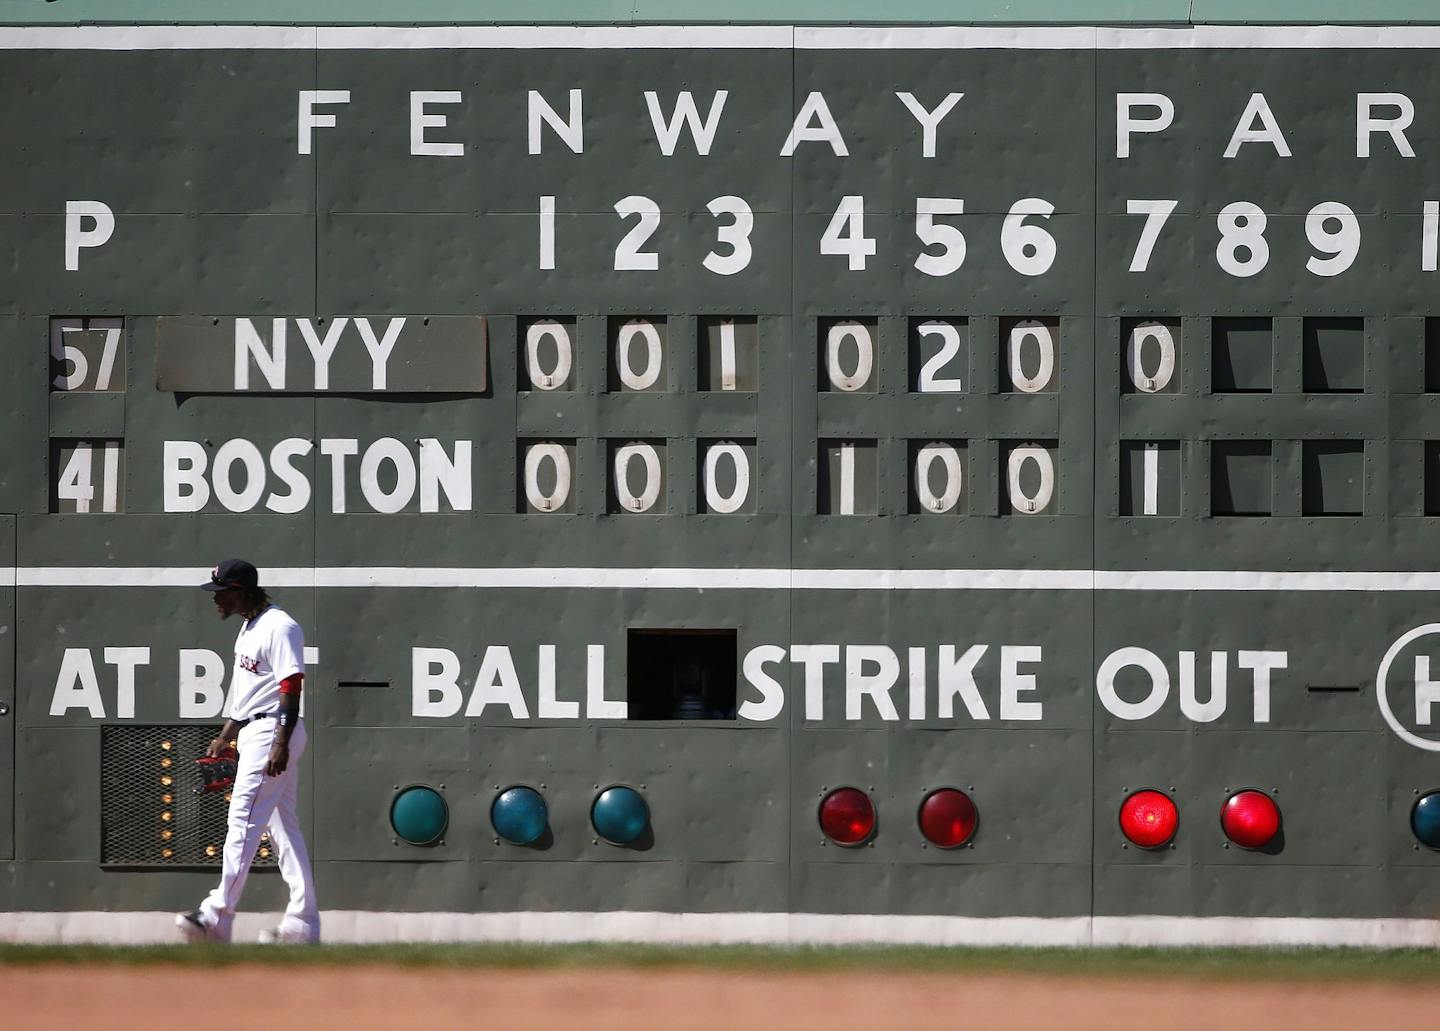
[207,718,243,758]
[265,674,303,777]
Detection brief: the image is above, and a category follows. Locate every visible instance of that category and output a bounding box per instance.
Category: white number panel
[520,318,578,391]
[50,317,125,392]
[51,439,124,513]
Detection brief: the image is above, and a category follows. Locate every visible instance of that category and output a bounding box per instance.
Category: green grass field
[1,943,1437,980]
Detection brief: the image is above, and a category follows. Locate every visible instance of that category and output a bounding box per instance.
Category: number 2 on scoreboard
[538,195,757,275]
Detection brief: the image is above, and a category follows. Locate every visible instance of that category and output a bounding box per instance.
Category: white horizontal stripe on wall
[4,910,1440,947]
[7,25,1440,51]
[8,566,1440,591]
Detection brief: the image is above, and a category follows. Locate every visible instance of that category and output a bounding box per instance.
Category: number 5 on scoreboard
[1126,199,1178,272]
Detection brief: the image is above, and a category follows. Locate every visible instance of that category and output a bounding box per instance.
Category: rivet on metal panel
[540,783,546,789]
[1222,842,1230,849]
[920,786,927,792]
[392,839,399,846]
[592,838,599,845]
[494,838,499,845]
[1121,843,1129,849]
[968,786,974,791]
[820,840,827,846]
[1170,843,1176,850]
[1170,786,1176,792]
[920,843,927,849]
[439,784,445,789]
[439,840,445,846]
[1121,786,1127,792]
[640,784,646,789]
[868,786,874,791]
[868,841,874,848]
[393,785,399,789]
[594,784,599,789]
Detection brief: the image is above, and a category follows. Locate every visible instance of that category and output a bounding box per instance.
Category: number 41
[56,442,121,513]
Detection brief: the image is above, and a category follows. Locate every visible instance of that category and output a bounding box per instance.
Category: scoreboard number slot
[819,440,878,516]
[608,317,667,392]
[1119,441,1181,517]
[522,319,575,391]
[910,442,966,515]
[698,317,758,391]
[1003,442,1058,516]
[608,440,666,513]
[823,320,876,392]
[520,441,576,514]
[50,317,124,392]
[1124,320,1178,393]
[1001,318,1059,393]
[51,439,124,514]
[699,440,755,514]
[912,319,966,393]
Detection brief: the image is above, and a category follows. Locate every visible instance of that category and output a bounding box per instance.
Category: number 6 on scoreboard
[1126,199,1178,272]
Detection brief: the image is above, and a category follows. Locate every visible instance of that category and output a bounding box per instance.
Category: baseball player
[176,559,320,944]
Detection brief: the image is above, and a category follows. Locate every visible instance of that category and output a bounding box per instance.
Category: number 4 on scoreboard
[51,440,123,514]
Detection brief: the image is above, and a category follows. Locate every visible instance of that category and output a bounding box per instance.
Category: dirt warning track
[8,964,1440,1031]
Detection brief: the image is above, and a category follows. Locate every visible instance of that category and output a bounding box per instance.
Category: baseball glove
[193,746,239,795]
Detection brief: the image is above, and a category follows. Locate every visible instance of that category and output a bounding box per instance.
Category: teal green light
[591,785,649,845]
[390,785,448,846]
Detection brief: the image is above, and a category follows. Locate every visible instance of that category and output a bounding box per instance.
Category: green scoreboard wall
[4,21,1440,945]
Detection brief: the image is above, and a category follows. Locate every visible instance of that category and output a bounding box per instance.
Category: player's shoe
[175,910,220,943]
[258,925,318,945]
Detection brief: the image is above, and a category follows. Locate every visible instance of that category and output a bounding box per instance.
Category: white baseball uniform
[196,605,320,943]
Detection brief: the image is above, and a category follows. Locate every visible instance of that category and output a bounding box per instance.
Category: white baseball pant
[197,716,320,942]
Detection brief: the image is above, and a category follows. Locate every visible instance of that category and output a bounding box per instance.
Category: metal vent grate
[101,725,277,868]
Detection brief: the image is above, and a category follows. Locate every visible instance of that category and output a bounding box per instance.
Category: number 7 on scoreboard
[1125,199,1178,273]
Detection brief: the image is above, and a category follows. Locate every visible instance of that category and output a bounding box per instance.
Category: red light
[818,787,876,846]
[918,788,978,848]
[1119,789,1178,849]
[1220,789,1280,849]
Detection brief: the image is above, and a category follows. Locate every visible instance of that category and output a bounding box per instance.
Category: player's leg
[263,720,320,942]
[193,720,287,940]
